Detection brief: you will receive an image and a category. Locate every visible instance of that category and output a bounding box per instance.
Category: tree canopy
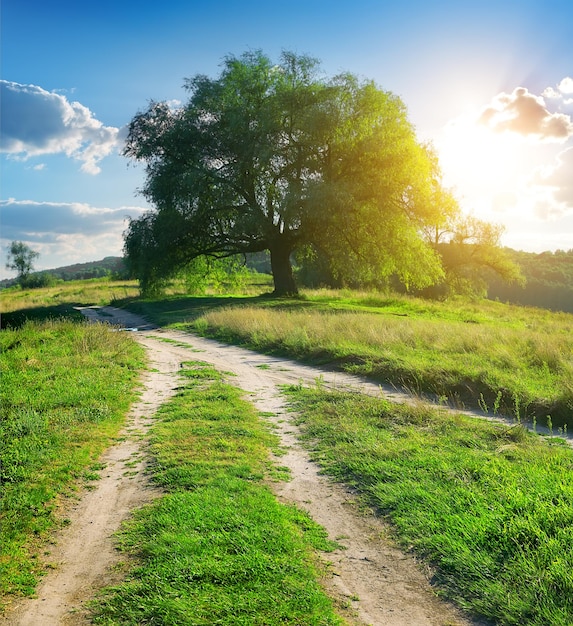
[123,50,456,295]
[420,215,525,298]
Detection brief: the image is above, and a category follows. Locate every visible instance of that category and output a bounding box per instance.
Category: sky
[1,0,572,277]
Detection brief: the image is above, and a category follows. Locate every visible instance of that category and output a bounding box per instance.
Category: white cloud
[0,80,121,174]
[531,147,573,214]
[543,77,573,100]
[478,87,573,142]
[0,199,148,276]
[0,199,147,241]
[543,87,561,99]
[558,77,573,94]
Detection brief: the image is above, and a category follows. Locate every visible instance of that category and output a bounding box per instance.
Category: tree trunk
[269,241,298,296]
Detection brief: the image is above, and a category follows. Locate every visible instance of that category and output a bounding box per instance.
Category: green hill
[0,256,128,289]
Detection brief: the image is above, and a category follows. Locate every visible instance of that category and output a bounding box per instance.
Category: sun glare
[436,112,537,220]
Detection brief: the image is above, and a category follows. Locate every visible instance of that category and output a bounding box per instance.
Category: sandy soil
[3,307,485,626]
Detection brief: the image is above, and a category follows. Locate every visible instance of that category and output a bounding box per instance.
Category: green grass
[7,277,571,428]
[0,319,145,604]
[0,274,274,327]
[90,363,344,625]
[4,279,573,623]
[123,290,573,427]
[285,385,573,626]
[0,279,141,317]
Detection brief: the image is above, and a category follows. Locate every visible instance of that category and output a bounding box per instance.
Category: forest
[488,248,573,313]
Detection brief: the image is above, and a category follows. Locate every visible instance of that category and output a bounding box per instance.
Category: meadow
[286,386,573,625]
[2,277,573,624]
[128,287,573,428]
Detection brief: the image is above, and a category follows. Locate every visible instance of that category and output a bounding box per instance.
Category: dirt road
[4,307,480,626]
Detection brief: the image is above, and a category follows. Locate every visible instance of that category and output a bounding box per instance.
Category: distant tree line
[49,256,129,281]
[487,249,573,313]
[1,254,129,289]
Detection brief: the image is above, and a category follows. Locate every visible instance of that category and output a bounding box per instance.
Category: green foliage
[176,256,254,296]
[5,241,39,284]
[285,386,573,625]
[295,244,342,288]
[123,50,452,296]
[488,248,573,313]
[421,215,524,298]
[91,363,343,625]
[19,272,59,289]
[0,320,145,602]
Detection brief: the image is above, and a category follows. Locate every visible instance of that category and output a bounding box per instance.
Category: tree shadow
[0,292,317,331]
[113,292,316,328]
[1,304,85,329]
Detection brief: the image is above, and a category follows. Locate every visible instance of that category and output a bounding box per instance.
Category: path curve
[4,307,485,625]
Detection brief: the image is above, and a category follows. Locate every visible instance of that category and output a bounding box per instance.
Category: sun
[434,111,534,219]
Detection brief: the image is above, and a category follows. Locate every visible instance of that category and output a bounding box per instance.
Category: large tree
[123,50,451,295]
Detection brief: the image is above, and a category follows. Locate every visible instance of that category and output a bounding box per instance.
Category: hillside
[0,256,128,289]
[487,248,573,313]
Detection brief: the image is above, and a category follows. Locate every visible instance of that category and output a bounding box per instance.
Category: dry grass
[194,302,573,424]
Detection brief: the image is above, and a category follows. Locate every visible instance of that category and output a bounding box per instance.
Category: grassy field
[0,319,145,606]
[0,279,141,316]
[90,362,344,625]
[3,278,573,624]
[0,275,273,324]
[285,385,573,625]
[127,288,573,428]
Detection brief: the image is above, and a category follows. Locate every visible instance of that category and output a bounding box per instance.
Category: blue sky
[2,0,572,277]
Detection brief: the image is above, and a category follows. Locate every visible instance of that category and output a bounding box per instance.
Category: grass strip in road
[0,320,145,606]
[285,385,573,626]
[91,362,344,626]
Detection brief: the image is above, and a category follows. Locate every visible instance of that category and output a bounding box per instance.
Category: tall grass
[187,297,573,426]
[0,319,145,604]
[286,385,573,626]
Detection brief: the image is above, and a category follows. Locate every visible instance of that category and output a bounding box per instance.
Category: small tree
[5,241,39,285]
[422,215,524,298]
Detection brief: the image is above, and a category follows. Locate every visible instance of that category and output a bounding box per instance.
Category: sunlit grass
[0,320,145,604]
[286,385,573,626]
[0,279,141,314]
[184,295,573,426]
[0,275,273,326]
[90,362,344,625]
[6,279,569,425]
[0,275,274,314]
[4,279,573,623]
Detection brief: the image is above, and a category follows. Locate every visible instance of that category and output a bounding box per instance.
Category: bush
[19,273,60,289]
